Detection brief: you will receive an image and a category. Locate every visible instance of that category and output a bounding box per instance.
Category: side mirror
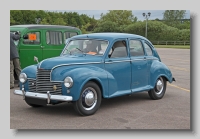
[23,34,28,39]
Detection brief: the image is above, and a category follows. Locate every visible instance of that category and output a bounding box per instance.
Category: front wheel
[73,82,102,116]
[148,77,166,100]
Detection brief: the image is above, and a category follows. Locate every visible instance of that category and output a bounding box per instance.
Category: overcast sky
[54,10,190,21]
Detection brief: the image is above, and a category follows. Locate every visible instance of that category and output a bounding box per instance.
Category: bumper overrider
[14,88,73,104]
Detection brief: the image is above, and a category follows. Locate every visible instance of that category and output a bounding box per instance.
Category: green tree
[10,10,24,25]
[163,10,186,26]
[21,10,36,24]
[40,18,50,25]
[94,10,137,32]
[99,10,137,26]
[10,15,16,25]
[94,21,119,32]
[175,20,190,30]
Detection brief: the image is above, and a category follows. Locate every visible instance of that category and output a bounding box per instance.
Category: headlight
[64,77,73,88]
[19,73,27,83]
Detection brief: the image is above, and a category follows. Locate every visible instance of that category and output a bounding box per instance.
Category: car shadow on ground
[21,91,152,117]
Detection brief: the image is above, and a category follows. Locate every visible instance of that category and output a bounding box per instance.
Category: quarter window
[46,31,62,45]
[23,32,40,45]
[129,40,144,56]
[144,42,153,56]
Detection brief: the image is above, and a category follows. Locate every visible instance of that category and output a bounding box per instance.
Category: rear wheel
[148,77,166,100]
[73,81,102,116]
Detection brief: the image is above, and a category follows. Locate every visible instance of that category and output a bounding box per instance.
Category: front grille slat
[27,69,62,95]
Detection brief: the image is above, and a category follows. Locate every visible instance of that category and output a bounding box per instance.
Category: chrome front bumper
[14,88,73,104]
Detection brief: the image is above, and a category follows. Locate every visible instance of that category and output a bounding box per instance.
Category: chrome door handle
[41,46,44,48]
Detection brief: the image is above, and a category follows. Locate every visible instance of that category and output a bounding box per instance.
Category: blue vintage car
[14,33,175,116]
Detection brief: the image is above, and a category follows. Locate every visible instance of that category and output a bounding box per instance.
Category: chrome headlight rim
[19,73,27,83]
[64,76,73,88]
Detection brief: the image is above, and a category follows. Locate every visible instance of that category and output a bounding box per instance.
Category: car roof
[71,32,147,40]
[10,24,80,31]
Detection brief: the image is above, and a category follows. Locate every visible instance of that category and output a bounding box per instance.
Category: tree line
[10,10,190,42]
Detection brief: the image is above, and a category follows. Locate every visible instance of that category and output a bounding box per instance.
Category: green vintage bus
[10,24,82,69]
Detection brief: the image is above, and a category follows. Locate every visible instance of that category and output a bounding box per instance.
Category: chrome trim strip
[50,62,103,81]
[39,57,56,69]
[105,60,131,64]
[38,59,45,69]
[27,78,36,80]
[146,58,158,60]
[131,59,145,61]
[51,62,103,71]
[14,89,73,102]
[51,81,64,83]
[131,58,158,61]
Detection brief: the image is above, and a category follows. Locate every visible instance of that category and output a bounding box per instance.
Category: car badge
[53,85,57,91]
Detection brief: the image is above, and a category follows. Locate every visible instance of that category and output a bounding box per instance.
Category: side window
[23,32,40,45]
[144,42,153,56]
[69,32,77,37]
[109,40,127,58]
[46,31,62,45]
[64,32,78,44]
[129,40,144,56]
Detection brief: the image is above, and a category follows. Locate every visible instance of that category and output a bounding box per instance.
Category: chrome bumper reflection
[14,89,73,103]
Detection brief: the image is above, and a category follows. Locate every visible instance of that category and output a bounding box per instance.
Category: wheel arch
[79,77,105,99]
[151,74,169,88]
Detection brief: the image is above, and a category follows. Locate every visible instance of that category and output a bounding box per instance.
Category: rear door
[129,39,148,91]
[42,30,64,60]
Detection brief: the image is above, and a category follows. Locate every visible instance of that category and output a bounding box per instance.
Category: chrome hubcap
[85,91,95,106]
[82,87,97,110]
[155,78,164,95]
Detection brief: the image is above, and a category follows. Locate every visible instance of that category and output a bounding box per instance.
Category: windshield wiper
[66,48,72,55]
[76,48,86,54]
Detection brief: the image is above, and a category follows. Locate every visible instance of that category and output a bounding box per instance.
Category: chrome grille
[27,69,62,95]
[28,78,36,92]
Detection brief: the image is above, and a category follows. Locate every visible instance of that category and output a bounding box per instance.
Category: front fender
[21,65,37,79]
[150,61,174,87]
[51,65,108,100]
[19,65,37,90]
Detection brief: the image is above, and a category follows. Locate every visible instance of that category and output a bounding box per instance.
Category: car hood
[38,54,103,70]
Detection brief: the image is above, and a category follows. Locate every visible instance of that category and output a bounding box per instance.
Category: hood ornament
[34,56,39,64]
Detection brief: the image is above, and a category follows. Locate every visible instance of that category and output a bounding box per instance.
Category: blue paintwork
[20,33,175,102]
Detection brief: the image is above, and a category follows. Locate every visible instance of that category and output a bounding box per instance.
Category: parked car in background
[10,24,82,69]
[14,33,175,116]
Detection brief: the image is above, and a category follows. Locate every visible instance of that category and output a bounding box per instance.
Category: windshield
[10,31,20,46]
[62,39,109,56]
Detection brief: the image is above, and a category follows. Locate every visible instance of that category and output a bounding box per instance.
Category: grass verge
[154,45,190,49]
